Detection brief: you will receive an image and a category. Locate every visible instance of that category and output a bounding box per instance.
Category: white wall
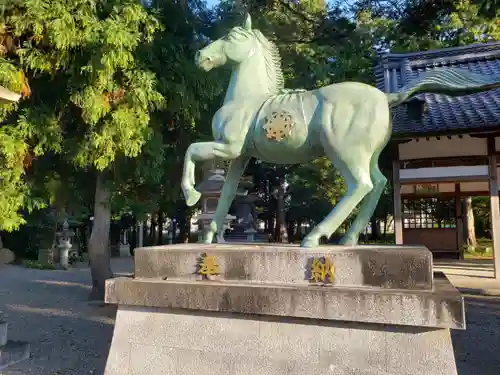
[400,165,488,180]
[399,135,487,160]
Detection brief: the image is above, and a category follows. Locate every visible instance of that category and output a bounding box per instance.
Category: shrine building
[376,41,500,279]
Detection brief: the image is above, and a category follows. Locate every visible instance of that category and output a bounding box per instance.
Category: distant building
[376,41,500,278]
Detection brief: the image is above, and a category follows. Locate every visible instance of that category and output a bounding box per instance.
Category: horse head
[0,85,21,103]
[195,13,255,72]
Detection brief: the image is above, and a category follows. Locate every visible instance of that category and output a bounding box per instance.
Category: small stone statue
[56,220,75,269]
[181,13,500,247]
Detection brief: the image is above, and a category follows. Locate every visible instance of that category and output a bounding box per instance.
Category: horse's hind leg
[203,156,250,244]
[301,148,373,248]
[339,151,388,245]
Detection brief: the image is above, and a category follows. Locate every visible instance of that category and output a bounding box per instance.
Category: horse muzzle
[195,51,214,71]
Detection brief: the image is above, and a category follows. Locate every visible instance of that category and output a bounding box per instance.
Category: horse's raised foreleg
[301,152,373,248]
[204,156,250,244]
[339,153,387,245]
[181,141,242,207]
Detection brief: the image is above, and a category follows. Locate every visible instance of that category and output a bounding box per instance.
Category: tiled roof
[375,41,500,136]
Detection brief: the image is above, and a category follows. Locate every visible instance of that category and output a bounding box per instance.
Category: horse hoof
[339,235,359,246]
[203,231,214,244]
[185,189,201,206]
[301,237,319,248]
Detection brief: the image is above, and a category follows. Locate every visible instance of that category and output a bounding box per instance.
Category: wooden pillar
[487,137,500,280]
[455,183,463,259]
[392,160,403,245]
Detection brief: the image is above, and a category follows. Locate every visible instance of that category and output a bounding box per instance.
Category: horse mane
[250,30,284,95]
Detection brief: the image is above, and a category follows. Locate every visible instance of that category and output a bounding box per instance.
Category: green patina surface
[181,13,500,248]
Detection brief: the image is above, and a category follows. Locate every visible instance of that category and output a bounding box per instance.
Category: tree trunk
[88,173,113,301]
[176,202,190,243]
[142,221,147,246]
[149,213,157,245]
[287,220,295,242]
[274,173,288,243]
[464,196,477,247]
[157,210,164,245]
[129,219,137,256]
[369,215,380,240]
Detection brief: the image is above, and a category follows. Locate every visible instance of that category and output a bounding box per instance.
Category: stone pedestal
[103,244,465,375]
[0,321,30,370]
[37,248,55,266]
[0,248,15,265]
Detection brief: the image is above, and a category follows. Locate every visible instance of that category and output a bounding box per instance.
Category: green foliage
[472,196,491,238]
[287,158,347,225]
[0,0,166,231]
[1,0,497,243]
[2,207,57,259]
[22,259,57,270]
[354,0,499,53]
[10,0,164,170]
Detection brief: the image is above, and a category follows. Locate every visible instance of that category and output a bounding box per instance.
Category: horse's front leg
[204,156,250,244]
[181,141,242,207]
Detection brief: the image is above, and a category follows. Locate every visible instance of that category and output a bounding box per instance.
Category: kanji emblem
[263,111,295,141]
[197,253,220,276]
[309,256,335,284]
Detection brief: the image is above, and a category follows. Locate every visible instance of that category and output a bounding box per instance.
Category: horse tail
[386,68,500,108]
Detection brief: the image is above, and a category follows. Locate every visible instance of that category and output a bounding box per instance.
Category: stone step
[0,321,6,347]
[105,272,465,330]
[0,341,30,371]
[224,232,268,242]
[133,244,433,290]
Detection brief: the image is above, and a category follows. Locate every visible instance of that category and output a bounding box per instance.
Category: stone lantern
[193,168,235,243]
[56,220,75,269]
[231,177,258,241]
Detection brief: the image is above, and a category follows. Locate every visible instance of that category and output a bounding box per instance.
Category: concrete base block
[0,341,30,371]
[104,305,458,375]
[133,244,433,290]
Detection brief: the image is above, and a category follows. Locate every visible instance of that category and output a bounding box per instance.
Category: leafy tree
[149,0,226,241]
[3,0,163,299]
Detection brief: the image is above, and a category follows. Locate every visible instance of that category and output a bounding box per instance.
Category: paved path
[0,265,116,375]
[435,259,495,279]
[1,258,499,375]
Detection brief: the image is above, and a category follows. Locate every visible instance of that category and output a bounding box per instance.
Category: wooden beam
[403,177,486,184]
[487,137,500,280]
[402,191,491,198]
[471,132,500,139]
[400,155,488,168]
[393,159,403,245]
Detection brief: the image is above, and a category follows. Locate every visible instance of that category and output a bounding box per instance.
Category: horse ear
[243,13,252,30]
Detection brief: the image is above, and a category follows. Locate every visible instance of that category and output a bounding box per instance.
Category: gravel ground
[0,264,116,375]
[1,259,500,375]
